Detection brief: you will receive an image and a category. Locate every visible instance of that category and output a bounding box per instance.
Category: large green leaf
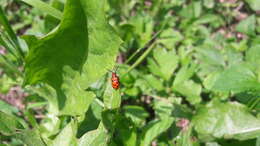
[79,0,123,89]
[212,64,260,93]
[24,0,88,89]
[0,111,24,135]
[24,0,96,116]
[193,101,260,141]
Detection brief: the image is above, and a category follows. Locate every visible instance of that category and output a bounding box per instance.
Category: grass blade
[21,0,62,20]
[0,7,24,58]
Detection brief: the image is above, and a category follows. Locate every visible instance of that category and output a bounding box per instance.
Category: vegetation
[0,0,260,145]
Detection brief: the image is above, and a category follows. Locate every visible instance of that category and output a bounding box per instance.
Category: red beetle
[111,72,120,90]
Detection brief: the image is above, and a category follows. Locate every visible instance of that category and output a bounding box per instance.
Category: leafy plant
[1,0,260,146]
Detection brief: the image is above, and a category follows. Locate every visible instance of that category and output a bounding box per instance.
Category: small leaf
[158,29,183,49]
[123,105,149,127]
[173,63,197,85]
[193,101,260,141]
[143,75,164,91]
[140,117,174,146]
[148,48,179,80]
[103,80,121,109]
[246,44,260,69]
[236,15,256,36]
[173,80,202,105]
[52,120,77,146]
[16,129,45,146]
[203,0,215,8]
[245,0,260,11]
[153,98,174,118]
[0,111,24,135]
[79,124,108,146]
[176,125,198,146]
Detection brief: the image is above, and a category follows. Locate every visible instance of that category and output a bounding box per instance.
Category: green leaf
[52,120,77,146]
[24,0,96,116]
[153,98,174,118]
[28,85,59,114]
[173,80,202,105]
[0,100,19,114]
[179,1,202,19]
[103,81,121,109]
[0,111,24,135]
[24,0,88,89]
[114,116,137,146]
[16,129,45,146]
[44,0,64,32]
[245,0,260,11]
[79,124,108,146]
[246,44,260,69]
[193,101,260,141]
[143,75,164,91]
[158,29,183,49]
[148,48,179,80]
[173,63,197,85]
[203,71,221,90]
[196,46,225,67]
[203,0,215,8]
[39,114,61,138]
[58,67,96,115]
[79,0,122,88]
[140,117,174,146]
[123,105,149,127]
[212,64,260,93]
[236,15,256,36]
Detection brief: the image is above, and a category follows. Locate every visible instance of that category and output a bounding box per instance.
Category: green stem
[125,30,162,64]
[125,42,156,75]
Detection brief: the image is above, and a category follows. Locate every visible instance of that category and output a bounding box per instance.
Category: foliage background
[0,0,260,146]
